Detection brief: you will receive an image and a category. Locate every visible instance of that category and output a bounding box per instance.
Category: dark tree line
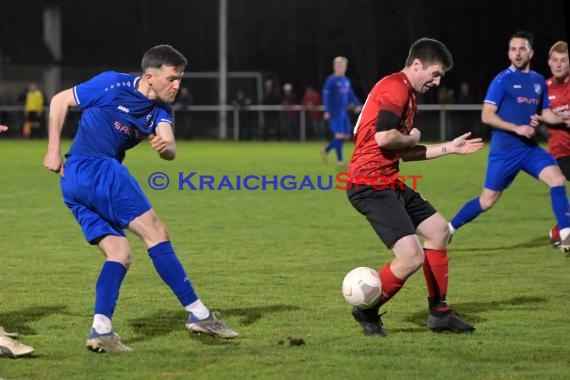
[0,0,566,102]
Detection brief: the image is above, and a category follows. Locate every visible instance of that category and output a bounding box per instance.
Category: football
[342,267,382,309]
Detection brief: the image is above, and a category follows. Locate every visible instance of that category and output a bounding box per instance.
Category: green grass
[1,140,569,379]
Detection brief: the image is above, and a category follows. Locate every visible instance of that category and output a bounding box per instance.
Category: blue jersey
[68,71,173,162]
[484,67,550,152]
[322,75,361,118]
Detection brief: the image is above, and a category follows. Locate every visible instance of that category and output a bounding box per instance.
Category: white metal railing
[0,104,484,141]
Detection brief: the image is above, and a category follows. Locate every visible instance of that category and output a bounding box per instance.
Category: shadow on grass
[0,305,69,335]
[217,304,300,326]
[128,304,299,344]
[452,236,549,253]
[395,295,546,332]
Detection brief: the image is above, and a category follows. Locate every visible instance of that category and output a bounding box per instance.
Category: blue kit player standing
[448,32,570,253]
[43,45,238,353]
[321,56,362,165]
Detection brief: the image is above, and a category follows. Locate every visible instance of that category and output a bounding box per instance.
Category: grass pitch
[1,139,569,379]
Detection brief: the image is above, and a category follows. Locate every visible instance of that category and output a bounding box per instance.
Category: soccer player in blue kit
[448,32,570,253]
[321,56,362,165]
[43,45,237,353]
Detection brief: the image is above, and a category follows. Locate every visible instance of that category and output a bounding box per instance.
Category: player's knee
[433,219,451,240]
[548,173,566,187]
[442,222,451,238]
[440,224,451,247]
[154,220,170,241]
[106,251,132,268]
[479,196,496,210]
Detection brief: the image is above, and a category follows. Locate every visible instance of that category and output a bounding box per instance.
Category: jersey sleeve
[375,78,409,118]
[73,71,123,110]
[348,81,362,107]
[540,78,551,110]
[484,74,505,107]
[155,105,173,132]
[322,76,333,113]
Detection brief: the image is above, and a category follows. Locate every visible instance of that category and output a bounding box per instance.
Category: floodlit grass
[1,139,569,379]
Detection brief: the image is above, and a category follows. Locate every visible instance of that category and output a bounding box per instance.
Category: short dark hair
[405,38,453,70]
[510,31,534,49]
[141,45,188,71]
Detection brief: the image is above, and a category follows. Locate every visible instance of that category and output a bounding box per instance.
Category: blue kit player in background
[43,45,238,353]
[321,56,362,165]
[448,32,570,253]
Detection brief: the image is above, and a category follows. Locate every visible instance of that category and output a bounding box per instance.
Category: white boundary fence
[172,104,484,142]
[0,104,484,142]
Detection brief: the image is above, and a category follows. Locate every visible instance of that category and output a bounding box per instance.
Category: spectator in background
[22,83,45,138]
[0,85,13,126]
[456,81,480,139]
[457,82,476,104]
[302,86,325,140]
[172,86,193,140]
[322,56,362,165]
[438,86,456,140]
[281,83,299,140]
[262,79,281,140]
[232,89,253,140]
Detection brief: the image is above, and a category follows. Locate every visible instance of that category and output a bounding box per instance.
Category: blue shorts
[328,114,351,135]
[484,146,558,191]
[60,155,152,244]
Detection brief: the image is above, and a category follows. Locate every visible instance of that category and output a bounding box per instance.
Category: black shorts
[557,156,570,181]
[26,111,41,123]
[347,183,437,249]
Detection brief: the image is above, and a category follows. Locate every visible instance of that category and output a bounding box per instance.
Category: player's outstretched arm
[43,89,77,174]
[375,128,421,149]
[149,122,176,160]
[446,132,485,155]
[535,108,570,127]
[401,132,484,161]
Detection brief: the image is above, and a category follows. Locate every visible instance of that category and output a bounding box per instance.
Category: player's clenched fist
[43,151,63,174]
[148,134,171,153]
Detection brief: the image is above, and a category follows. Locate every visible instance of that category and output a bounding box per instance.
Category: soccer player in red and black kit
[347,38,484,336]
[544,41,570,247]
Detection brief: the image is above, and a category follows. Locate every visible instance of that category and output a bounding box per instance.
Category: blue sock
[324,139,335,153]
[148,241,198,307]
[450,197,485,230]
[94,261,127,319]
[550,186,570,229]
[334,139,344,162]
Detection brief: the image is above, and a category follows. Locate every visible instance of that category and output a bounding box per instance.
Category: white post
[43,5,62,99]
[218,0,227,139]
[300,108,306,142]
[233,107,239,141]
[439,108,446,142]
